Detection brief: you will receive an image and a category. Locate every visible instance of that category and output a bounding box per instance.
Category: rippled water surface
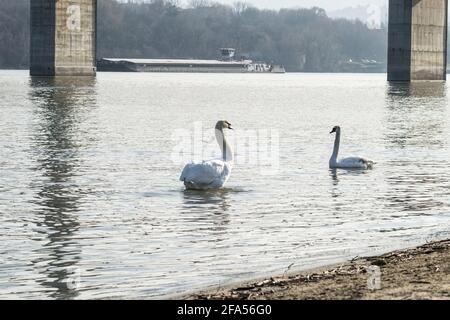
[1,70,449,299]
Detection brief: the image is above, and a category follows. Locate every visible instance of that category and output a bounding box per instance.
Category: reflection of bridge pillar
[30,0,97,76]
[388,0,448,81]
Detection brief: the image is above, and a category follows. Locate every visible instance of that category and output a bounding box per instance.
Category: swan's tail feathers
[360,158,375,168]
[180,175,197,189]
[180,163,193,182]
[179,165,199,189]
[184,181,198,190]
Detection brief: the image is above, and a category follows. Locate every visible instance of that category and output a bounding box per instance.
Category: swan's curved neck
[215,128,233,162]
[331,130,340,163]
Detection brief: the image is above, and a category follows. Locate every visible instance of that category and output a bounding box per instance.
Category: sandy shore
[185,240,449,300]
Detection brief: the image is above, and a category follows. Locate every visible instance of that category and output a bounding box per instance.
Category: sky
[181,0,388,11]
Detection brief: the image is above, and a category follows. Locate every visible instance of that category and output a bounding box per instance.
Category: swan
[180,121,234,190]
[329,126,374,169]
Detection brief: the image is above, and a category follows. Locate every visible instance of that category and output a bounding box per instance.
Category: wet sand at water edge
[184,240,450,300]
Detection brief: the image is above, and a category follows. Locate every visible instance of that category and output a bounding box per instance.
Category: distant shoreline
[181,239,450,300]
[0,68,387,73]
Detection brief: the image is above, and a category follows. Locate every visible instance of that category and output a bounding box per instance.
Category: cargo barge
[97,48,285,74]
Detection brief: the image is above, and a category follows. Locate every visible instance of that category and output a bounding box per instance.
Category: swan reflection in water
[329,169,339,187]
[329,168,371,184]
[180,188,237,236]
[329,168,372,198]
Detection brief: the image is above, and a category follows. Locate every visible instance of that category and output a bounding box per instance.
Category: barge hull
[97,58,285,73]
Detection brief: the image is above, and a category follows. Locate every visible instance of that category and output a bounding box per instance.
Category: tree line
[0,0,390,72]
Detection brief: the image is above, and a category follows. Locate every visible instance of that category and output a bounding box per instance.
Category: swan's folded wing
[340,157,373,168]
[180,160,226,185]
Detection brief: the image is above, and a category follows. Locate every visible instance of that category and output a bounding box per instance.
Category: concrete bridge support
[30,0,97,76]
[388,0,448,81]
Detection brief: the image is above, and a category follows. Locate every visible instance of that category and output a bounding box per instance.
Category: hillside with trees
[0,0,29,69]
[0,0,390,72]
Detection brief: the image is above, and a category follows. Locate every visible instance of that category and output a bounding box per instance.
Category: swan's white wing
[338,157,374,169]
[180,160,230,189]
[180,161,223,184]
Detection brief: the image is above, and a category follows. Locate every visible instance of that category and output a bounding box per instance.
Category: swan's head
[216,120,234,131]
[330,126,341,134]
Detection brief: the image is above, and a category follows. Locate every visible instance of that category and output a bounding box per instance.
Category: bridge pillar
[30,0,97,76]
[388,0,448,81]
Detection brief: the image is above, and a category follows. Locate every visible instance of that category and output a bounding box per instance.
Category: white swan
[329,126,374,169]
[180,121,234,190]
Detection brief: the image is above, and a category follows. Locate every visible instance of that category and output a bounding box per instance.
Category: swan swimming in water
[180,121,234,190]
[329,126,374,170]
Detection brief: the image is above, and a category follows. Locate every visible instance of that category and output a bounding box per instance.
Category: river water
[0,70,449,299]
